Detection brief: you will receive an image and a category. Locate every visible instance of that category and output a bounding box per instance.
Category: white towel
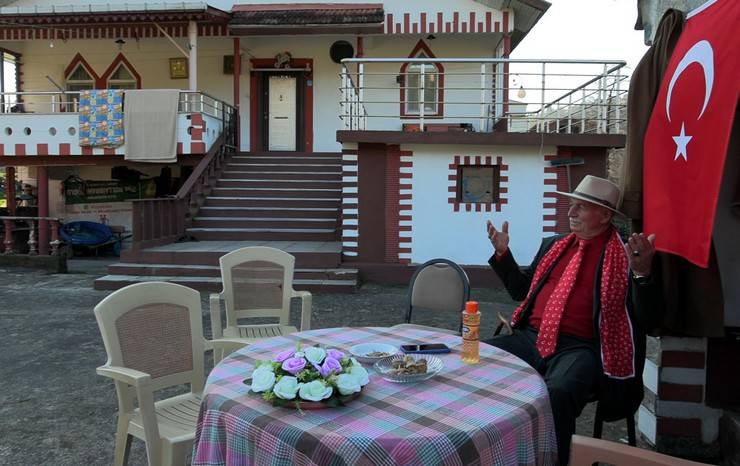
[124,89,179,163]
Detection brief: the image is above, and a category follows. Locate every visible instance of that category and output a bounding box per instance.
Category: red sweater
[527,228,612,340]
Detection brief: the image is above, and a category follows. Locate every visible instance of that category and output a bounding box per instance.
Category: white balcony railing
[339,58,628,135]
[0,90,234,156]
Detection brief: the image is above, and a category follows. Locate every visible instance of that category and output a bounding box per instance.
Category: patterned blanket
[78,90,124,148]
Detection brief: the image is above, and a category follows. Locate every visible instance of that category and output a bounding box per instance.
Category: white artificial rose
[335,373,362,396]
[250,365,276,393]
[349,364,370,386]
[273,376,300,400]
[304,347,327,365]
[298,380,333,401]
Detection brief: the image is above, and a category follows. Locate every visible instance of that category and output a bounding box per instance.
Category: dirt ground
[0,259,648,465]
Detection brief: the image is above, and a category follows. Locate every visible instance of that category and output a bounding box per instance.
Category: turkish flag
[643,0,740,267]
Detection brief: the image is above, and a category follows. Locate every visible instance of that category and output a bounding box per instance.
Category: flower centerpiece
[249,344,370,408]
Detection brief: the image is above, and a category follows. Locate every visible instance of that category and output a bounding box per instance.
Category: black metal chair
[393,258,471,335]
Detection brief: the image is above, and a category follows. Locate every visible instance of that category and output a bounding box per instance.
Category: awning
[230,3,384,35]
[0,2,231,40]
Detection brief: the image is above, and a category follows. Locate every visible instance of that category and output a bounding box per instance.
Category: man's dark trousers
[484,328,600,465]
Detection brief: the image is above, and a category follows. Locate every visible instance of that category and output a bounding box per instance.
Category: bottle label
[462,325,479,341]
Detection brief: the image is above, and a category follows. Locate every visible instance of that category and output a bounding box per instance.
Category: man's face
[568,199,612,239]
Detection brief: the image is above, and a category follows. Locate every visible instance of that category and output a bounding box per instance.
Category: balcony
[338,58,628,147]
[0,91,234,157]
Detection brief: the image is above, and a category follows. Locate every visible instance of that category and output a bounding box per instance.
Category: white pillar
[188,21,198,91]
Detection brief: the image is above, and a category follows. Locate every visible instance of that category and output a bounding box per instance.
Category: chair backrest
[406,258,471,324]
[219,246,295,328]
[570,435,710,466]
[94,282,205,393]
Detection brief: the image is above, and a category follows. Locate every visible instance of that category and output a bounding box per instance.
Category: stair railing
[1,216,62,255]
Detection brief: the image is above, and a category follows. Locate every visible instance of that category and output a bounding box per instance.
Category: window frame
[399,40,444,119]
[456,164,501,204]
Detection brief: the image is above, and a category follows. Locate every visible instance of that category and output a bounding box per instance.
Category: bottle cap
[464,301,478,314]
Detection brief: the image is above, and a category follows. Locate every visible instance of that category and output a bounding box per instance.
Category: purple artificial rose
[273,350,295,363]
[319,357,342,378]
[282,357,307,375]
[326,348,345,361]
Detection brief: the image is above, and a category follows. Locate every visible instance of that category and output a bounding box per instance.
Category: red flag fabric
[643,0,740,267]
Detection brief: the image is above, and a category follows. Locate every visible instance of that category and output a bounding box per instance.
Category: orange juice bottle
[461,301,480,364]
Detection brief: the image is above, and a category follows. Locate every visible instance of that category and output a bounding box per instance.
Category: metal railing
[0,90,232,121]
[339,58,628,134]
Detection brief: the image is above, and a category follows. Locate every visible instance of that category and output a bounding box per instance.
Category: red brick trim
[448,155,508,213]
[662,351,706,369]
[656,418,702,438]
[341,147,359,258]
[658,382,704,403]
[378,9,504,33]
[0,24,229,41]
[385,145,401,263]
[99,53,142,89]
[397,149,413,264]
[542,151,570,234]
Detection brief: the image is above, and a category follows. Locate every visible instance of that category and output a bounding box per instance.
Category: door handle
[273,116,289,119]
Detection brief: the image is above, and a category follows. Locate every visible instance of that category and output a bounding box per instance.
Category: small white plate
[374,354,444,383]
[350,343,398,364]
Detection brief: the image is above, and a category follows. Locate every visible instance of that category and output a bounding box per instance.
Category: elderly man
[485,175,662,465]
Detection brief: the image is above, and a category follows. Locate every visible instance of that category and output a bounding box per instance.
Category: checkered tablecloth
[193,327,557,466]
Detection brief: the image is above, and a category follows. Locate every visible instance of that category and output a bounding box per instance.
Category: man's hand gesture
[486,220,510,256]
[625,232,656,277]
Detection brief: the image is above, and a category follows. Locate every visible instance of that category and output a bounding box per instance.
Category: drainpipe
[188,21,198,91]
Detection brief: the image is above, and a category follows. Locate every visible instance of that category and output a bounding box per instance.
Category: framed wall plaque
[169,57,188,79]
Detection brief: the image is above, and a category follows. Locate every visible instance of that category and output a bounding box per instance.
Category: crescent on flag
[665,39,714,122]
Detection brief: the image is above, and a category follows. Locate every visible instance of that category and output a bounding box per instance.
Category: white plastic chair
[210,246,312,363]
[570,435,711,466]
[94,281,235,466]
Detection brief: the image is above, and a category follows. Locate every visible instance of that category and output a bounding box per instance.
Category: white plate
[374,354,444,383]
[350,343,398,364]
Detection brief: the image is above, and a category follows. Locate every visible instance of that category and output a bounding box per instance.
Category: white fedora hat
[555,175,625,216]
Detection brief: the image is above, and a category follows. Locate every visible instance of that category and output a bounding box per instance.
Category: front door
[267,74,297,151]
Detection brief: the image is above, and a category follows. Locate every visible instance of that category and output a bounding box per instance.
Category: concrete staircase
[94,151,358,292]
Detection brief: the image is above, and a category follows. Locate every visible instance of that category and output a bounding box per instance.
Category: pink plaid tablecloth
[193,327,557,466]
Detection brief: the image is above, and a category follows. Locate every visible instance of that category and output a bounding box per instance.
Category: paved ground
[0,259,649,465]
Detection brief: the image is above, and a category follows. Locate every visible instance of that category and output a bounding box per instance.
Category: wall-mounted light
[426,34,436,41]
[115,38,126,51]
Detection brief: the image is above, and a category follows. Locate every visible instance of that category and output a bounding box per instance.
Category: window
[106,63,137,89]
[405,54,439,115]
[400,40,444,118]
[2,49,20,113]
[457,165,500,203]
[64,54,98,111]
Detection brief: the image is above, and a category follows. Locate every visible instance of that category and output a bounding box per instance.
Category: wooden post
[37,166,50,255]
[3,219,14,254]
[6,167,16,216]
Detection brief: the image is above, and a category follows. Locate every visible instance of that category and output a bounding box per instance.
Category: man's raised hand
[487,220,510,256]
[625,232,656,277]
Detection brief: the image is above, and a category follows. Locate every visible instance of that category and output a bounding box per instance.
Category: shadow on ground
[0,262,648,465]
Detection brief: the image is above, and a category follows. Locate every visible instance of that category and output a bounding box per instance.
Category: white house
[0,0,627,290]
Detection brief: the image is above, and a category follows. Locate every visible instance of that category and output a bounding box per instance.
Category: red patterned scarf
[510,229,635,379]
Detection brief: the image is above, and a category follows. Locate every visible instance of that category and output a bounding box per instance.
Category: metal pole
[188,21,198,91]
[480,63,486,132]
[419,65,425,131]
[539,62,546,133]
[358,63,365,132]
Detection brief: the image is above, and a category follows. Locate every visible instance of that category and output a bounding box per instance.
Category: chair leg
[592,403,604,440]
[627,414,637,446]
[162,440,190,466]
[113,417,132,466]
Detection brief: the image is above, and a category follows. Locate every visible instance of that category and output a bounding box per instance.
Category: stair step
[217,179,341,189]
[221,171,340,181]
[107,262,358,280]
[230,156,341,164]
[225,164,341,173]
[192,217,336,229]
[186,228,338,241]
[238,151,341,158]
[211,187,341,198]
[198,206,338,218]
[94,274,357,293]
[204,197,340,208]
[119,241,343,268]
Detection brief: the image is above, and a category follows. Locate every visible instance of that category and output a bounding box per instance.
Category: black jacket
[489,234,664,421]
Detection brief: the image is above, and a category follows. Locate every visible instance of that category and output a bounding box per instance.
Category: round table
[193,327,557,465]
